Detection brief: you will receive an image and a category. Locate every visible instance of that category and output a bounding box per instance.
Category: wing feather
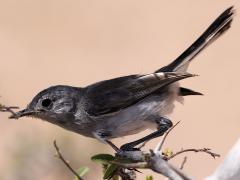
[83,72,195,116]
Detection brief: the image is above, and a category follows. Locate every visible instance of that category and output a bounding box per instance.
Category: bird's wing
[83,72,195,116]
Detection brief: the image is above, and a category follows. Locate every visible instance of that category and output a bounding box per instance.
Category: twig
[154,121,180,153]
[150,154,193,180]
[0,104,18,116]
[53,140,83,180]
[180,157,187,170]
[168,148,220,160]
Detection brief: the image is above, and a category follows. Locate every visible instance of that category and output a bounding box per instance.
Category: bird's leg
[105,140,119,152]
[120,117,173,151]
[94,130,120,152]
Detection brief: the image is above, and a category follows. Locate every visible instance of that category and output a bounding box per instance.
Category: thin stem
[180,156,187,170]
[154,121,180,153]
[53,140,83,180]
[168,148,220,160]
[0,104,18,116]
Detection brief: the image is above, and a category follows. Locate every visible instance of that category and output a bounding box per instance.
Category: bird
[10,7,234,151]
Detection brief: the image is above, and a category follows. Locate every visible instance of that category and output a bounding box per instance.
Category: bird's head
[10,85,81,124]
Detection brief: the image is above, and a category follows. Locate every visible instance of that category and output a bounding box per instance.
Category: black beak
[9,108,37,119]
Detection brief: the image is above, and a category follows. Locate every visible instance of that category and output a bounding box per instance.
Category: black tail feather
[156,6,234,73]
[179,87,203,96]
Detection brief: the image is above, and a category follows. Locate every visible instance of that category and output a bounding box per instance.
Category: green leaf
[103,164,118,179]
[77,167,90,177]
[145,175,153,180]
[102,163,109,173]
[73,167,90,180]
[91,154,115,164]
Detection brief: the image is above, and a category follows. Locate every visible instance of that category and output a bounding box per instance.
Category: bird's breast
[95,85,179,139]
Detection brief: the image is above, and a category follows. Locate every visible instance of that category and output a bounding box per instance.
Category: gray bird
[10,7,234,151]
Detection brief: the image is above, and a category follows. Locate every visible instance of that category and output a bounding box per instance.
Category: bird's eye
[41,98,52,108]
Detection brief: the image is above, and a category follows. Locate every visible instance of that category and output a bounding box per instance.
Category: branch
[0,103,18,116]
[168,148,220,160]
[150,154,193,180]
[53,140,83,180]
[154,121,180,153]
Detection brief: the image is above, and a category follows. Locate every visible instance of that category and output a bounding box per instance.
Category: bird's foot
[120,144,141,152]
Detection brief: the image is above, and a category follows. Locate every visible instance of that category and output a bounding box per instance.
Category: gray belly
[93,83,181,139]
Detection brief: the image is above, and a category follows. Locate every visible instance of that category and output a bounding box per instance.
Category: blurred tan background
[0,0,239,179]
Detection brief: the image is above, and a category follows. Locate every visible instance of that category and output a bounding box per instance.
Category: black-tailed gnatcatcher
[10,7,234,151]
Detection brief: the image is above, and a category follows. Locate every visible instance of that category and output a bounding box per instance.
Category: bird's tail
[156,6,234,73]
